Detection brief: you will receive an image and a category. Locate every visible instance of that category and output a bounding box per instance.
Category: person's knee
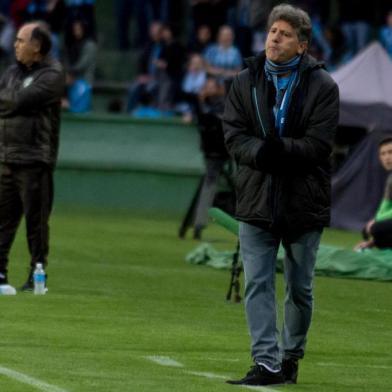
[286,283,313,306]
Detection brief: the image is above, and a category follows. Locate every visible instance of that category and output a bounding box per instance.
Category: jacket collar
[17,55,51,73]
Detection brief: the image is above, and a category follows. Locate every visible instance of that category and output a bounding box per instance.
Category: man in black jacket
[222,4,339,386]
[0,22,64,292]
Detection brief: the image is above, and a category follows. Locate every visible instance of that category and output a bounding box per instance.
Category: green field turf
[1,208,391,392]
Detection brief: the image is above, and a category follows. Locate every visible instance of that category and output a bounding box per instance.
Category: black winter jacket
[0,57,65,167]
[222,52,339,236]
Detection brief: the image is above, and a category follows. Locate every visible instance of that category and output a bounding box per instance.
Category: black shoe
[20,269,34,292]
[20,269,48,292]
[0,272,8,285]
[226,364,285,386]
[282,358,298,384]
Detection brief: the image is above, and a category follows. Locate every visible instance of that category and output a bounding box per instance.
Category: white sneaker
[0,284,17,295]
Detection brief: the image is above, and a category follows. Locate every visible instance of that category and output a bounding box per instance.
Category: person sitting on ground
[354,137,392,251]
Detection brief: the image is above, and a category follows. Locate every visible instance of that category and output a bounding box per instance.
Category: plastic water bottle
[33,263,46,295]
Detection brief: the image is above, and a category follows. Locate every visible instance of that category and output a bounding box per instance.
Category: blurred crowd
[120,0,392,121]
[0,0,97,111]
[0,1,391,115]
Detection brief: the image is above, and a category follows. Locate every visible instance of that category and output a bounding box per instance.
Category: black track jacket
[222,52,339,236]
[0,57,64,167]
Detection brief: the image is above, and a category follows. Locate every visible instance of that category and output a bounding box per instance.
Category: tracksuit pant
[0,163,53,275]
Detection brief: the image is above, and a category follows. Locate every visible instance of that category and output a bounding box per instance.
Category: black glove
[256,134,284,169]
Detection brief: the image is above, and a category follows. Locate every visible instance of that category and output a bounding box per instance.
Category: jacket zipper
[252,87,266,138]
[252,85,276,224]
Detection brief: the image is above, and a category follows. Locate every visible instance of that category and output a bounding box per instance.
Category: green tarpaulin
[186,243,392,281]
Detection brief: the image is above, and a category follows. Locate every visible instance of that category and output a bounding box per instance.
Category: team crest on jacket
[23,77,34,88]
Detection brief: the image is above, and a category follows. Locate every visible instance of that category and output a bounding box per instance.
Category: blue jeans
[239,222,322,371]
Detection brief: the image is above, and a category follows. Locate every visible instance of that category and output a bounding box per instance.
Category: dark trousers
[0,164,53,274]
[370,219,392,249]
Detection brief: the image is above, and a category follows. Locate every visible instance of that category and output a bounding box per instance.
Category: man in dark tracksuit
[0,23,64,292]
[222,4,339,386]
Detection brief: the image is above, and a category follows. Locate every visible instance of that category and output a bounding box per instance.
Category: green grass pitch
[1,208,391,391]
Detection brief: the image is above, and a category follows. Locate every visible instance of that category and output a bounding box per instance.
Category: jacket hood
[244,51,324,86]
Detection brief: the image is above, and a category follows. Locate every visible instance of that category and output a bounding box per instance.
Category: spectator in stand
[324,24,351,71]
[65,19,97,85]
[182,54,207,95]
[295,1,331,62]
[63,19,97,112]
[379,9,392,58]
[126,21,163,113]
[227,0,253,58]
[248,0,274,54]
[203,25,242,82]
[177,53,207,122]
[188,24,212,54]
[65,0,96,41]
[10,0,30,29]
[337,0,371,59]
[116,0,171,50]
[354,138,392,251]
[154,24,186,111]
[0,1,13,63]
[0,13,15,63]
[25,0,48,21]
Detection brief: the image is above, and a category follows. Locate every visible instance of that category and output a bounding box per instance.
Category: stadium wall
[55,114,203,216]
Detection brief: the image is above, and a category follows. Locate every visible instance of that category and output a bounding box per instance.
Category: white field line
[243,386,282,392]
[145,356,281,392]
[317,362,392,370]
[145,356,184,368]
[0,365,68,392]
[204,357,240,362]
[187,371,227,380]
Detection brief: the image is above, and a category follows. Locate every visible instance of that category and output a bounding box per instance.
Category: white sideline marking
[205,357,240,362]
[145,356,184,368]
[243,386,281,392]
[317,362,391,370]
[187,371,227,380]
[0,365,68,392]
[187,371,280,392]
[145,356,281,392]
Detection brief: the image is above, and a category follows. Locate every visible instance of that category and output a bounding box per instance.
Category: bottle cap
[36,263,43,268]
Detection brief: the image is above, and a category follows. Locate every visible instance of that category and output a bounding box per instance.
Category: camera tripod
[178,159,234,240]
